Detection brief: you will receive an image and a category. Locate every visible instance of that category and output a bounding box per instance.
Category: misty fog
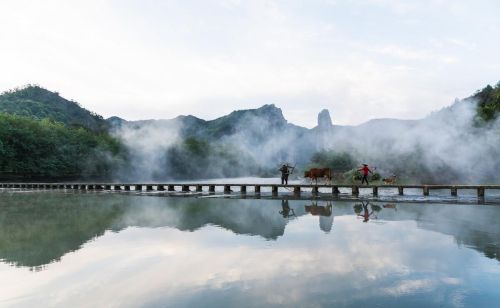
[109,98,500,184]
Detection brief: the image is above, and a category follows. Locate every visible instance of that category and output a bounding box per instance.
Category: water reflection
[1,192,499,269]
[305,201,333,233]
[279,199,296,218]
[354,201,382,222]
[0,191,499,307]
[383,203,397,211]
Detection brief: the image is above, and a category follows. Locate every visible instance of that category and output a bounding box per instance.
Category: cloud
[0,0,499,126]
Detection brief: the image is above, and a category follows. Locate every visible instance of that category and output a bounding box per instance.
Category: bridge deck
[1,182,500,197]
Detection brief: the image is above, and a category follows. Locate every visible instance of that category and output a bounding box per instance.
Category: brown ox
[304,168,332,184]
[305,203,332,216]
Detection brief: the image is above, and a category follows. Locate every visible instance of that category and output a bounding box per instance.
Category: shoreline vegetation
[0,83,499,183]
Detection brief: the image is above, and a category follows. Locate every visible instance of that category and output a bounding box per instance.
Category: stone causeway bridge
[1,183,500,198]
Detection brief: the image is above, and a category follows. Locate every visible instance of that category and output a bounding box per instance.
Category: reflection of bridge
[1,182,500,198]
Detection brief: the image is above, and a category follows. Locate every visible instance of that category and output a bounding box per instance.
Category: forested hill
[0,85,108,132]
[472,82,500,122]
[0,86,122,180]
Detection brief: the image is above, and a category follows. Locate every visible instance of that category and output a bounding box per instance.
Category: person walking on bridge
[358,164,373,185]
[279,164,293,185]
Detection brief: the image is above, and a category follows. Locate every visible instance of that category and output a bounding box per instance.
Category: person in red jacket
[358,164,373,185]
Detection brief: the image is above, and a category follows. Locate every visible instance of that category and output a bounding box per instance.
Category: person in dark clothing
[279,164,292,185]
[358,164,373,185]
[279,199,295,218]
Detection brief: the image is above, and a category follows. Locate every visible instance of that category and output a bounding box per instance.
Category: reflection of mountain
[389,204,500,262]
[0,193,306,268]
[1,193,499,269]
[0,193,127,268]
[352,203,500,262]
[119,197,307,240]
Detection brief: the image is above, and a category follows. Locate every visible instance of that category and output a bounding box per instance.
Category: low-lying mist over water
[109,93,500,184]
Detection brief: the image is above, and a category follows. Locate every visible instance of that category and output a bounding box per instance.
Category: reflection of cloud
[382,278,434,296]
[1,214,493,307]
[451,290,467,308]
[441,277,462,285]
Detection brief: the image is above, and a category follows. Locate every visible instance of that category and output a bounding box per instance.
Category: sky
[0,0,499,127]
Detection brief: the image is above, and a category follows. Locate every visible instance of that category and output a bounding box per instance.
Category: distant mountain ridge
[2,83,499,137]
[0,84,468,138]
[108,104,313,140]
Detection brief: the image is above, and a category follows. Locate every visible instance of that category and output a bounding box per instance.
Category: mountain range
[1,83,499,182]
[0,84,483,140]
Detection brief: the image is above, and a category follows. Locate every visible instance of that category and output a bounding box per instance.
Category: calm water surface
[0,190,499,307]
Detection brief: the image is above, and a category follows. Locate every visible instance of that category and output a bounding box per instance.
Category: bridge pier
[105,185,111,190]
[196,185,202,192]
[146,185,153,191]
[157,185,165,191]
[240,185,246,193]
[224,185,231,193]
[352,186,359,196]
[114,185,121,191]
[209,185,215,193]
[372,186,378,196]
[124,185,130,191]
[272,185,278,195]
[398,186,404,195]
[312,186,319,194]
[294,186,301,196]
[423,186,429,196]
[332,186,340,195]
[478,187,485,198]
[451,187,457,196]
[168,185,175,191]
[135,185,142,191]
[182,185,190,192]
[254,185,261,193]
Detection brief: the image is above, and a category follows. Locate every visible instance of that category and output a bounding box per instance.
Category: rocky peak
[254,104,287,126]
[317,109,333,129]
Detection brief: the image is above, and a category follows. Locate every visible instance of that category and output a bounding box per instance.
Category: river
[0,187,499,307]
